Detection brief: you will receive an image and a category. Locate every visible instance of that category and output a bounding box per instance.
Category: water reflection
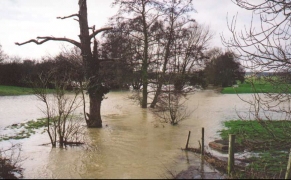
[0,90,259,178]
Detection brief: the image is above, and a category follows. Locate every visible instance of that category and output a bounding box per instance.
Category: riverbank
[176,120,291,179]
[0,85,35,96]
[0,85,58,96]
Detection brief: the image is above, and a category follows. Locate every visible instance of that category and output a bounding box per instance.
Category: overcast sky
[0,0,254,60]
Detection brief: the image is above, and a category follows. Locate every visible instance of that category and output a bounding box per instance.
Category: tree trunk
[150,23,173,108]
[59,135,64,148]
[78,0,103,127]
[87,93,103,127]
[150,81,162,108]
[141,64,148,108]
[14,0,107,129]
[141,0,148,109]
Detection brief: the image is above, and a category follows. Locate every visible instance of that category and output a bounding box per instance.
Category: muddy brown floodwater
[0,90,256,178]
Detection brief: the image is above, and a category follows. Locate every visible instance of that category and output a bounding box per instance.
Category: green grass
[0,85,36,96]
[221,83,276,94]
[219,120,291,145]
[0,85,57,96]
[222,77,291,94]
[218,120,291,178]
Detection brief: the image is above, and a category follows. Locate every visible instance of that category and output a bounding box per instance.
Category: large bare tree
[149,0,197,108]
[15,0,112,128]
[111,0,207,109]
[111,0,164,108]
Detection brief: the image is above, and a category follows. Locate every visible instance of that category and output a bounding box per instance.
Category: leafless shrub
[151,86,194,125]
[0,143,23,179]
[32,69,86,148]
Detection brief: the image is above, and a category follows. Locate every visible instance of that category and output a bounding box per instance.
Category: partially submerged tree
[15,0,113,128]
[111,0,210,109]
[149,22,212,108]
[151,77,194,125]
[111,0,164,108]
[32,69,85,148]
[149,0,198,108]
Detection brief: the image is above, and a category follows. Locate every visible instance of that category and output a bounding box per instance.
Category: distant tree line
[0,47,246,90]
[0,53,143,90]
[0,55,81,89]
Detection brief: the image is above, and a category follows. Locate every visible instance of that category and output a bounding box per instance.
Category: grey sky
[0,0,253,60]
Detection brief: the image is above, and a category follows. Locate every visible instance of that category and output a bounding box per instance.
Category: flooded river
[0,90,253,178]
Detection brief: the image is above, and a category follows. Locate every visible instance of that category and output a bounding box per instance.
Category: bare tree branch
[57,14,79,20]
[15,36,81,48]
[89,27,113,40]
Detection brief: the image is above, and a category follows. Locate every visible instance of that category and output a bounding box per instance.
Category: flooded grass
[217,120,291,179]
[219,120,291,145]
[185,120,291,179]
[0,118,47,141]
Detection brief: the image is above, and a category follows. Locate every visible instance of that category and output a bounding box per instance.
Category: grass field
[221,82,275,94]
[0,85,56,96]
[0,85,36,96]
[219,120,291,144]
[221,77,291,94]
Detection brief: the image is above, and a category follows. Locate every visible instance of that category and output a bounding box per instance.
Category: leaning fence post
[228,134,235,175]
[201,127,204,157]
[185,131,191,149]
[285,148,291,179]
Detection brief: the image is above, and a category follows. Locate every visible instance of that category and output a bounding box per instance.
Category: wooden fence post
[185,131,191,149]
[228,134,235,175]
[201,127,204,157]
[285,148,291,179]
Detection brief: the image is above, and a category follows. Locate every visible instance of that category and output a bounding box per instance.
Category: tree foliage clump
[204,51,245,87]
